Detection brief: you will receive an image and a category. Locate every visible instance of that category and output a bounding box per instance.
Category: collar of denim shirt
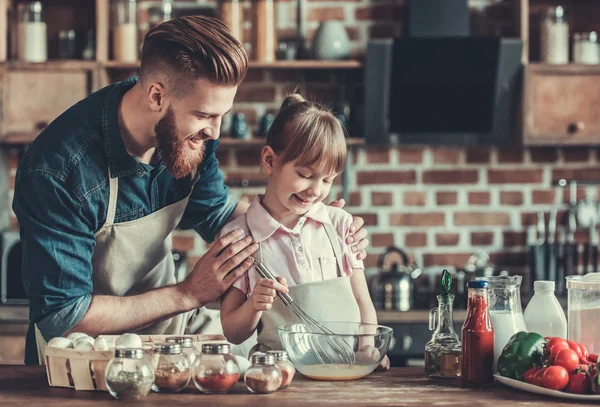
[101,76,158,178]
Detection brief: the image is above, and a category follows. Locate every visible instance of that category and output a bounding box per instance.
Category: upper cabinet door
[0,65,91,135]
[523,64,600,146]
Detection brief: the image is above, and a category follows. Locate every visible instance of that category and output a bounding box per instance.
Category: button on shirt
[13,77,237,364]
[220,196,364,295]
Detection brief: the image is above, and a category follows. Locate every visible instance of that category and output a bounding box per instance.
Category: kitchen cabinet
[0,62,96,136]
[523,64,600,146]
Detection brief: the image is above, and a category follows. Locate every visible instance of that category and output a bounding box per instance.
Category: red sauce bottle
[461,280,494,386]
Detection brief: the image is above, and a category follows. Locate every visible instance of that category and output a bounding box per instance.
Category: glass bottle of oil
[425,270,462,379]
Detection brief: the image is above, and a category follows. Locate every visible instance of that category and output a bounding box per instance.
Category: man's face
[155,78,237,178]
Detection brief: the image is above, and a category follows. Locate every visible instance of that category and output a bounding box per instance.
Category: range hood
[363,0,523,146]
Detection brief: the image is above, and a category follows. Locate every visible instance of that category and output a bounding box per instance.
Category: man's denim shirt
[13,77,237,364]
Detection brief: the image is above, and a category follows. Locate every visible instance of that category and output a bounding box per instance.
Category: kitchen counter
[0,366,591,406]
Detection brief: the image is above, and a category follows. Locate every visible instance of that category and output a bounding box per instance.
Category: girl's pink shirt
[220,196,365,295]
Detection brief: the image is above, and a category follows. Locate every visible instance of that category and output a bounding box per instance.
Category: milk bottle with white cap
[524,280,567,338]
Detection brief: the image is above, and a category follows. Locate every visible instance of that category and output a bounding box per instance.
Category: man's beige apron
[34,169,219,363]
[251,221,361,354]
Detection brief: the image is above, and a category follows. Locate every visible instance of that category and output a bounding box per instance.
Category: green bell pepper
[497,331,546,381]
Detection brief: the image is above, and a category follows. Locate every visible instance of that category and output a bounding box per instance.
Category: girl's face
[262,148,338,218]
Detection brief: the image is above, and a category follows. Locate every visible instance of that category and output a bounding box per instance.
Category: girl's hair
[265,93,347,175]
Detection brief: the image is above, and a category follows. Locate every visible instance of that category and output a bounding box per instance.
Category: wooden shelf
[0,60,98,71]
[219,137,365,147]
[0,132,38,145]
[526,63,600,74]
[103,60,363,70]
[0,132,365,147]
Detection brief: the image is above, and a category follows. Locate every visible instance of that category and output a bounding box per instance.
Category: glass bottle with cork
[425,270,462,379]
[461,280,494,387]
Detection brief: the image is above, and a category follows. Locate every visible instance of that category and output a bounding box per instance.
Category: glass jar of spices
[105,348,154,400]
[266,350,295,389]
[192,343,240,394]
[573,32,600,64]
[152,342,191,393]
[245,352,282,394]
[166,336,201,365]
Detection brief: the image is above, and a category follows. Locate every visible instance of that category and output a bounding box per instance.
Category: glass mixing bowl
[278,322,393,381]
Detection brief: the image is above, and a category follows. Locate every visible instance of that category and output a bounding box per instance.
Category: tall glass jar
[105,348,154,400]
[16,1,47,62]
[245,352,282,394]
[192,343,240,394]
[166,336,201,365]
[476,275,527,372]
[219,0,243,42]
[266,350,296,388]
[152,342,191,393]
[111,0,138,62]
[540,6,569,64]
[573,32,600,64]
[461,281,494,387]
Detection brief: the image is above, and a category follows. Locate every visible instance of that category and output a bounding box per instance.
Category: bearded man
[12,16,369,364]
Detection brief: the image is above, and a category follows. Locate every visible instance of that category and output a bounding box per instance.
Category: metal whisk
[255,262,355,367]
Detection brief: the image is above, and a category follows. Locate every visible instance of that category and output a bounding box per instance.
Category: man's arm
[14,170,257,341]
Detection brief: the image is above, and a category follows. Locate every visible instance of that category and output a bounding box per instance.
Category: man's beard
[155,106,206,179]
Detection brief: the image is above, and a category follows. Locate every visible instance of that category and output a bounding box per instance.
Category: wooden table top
[0,365,594,406]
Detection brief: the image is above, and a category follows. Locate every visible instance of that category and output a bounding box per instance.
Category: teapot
[368,247,420,311]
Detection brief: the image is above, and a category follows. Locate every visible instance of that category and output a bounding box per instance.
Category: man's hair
[140,15,248,96]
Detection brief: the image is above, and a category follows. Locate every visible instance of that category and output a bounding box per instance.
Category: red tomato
[554,349,581,373]
[580,344,590,358]
[543,366,570,391]
[524,367,539,384]
[565,371,591,394]
[566,340,584,358]
[548,338,570,354]
[534,368,547,387]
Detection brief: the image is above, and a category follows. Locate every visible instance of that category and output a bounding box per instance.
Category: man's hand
[329,198,369,261]
[178,229,258,309]
[250,277,288,311]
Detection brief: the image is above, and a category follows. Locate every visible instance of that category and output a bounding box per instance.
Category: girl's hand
[249,277,288,312]
[377,355,391,371]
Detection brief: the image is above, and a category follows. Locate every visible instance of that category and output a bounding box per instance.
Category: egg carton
[44,333,226,391]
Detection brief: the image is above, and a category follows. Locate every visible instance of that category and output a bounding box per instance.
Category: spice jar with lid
[540,6,569,64]
[266,350,295,389]
[152,342,191,393]
[105,348,154,400]
[166,336,201,365]
[192,343,240,394]
[245,352,282,394]
[573,32,600,64]
[16,1,47,62]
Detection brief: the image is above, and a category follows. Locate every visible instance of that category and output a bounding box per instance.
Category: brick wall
[7,0,592,278]
[9,145,594,277]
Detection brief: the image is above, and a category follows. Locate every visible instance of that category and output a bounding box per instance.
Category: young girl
[220,93,390,370]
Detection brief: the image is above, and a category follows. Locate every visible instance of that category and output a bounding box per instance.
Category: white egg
[47,337,73,349]
[94,337,110,351]
[67,332,89,341]
[233,355,251,377]
[74,336,95,351]
[115,333,142,348]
